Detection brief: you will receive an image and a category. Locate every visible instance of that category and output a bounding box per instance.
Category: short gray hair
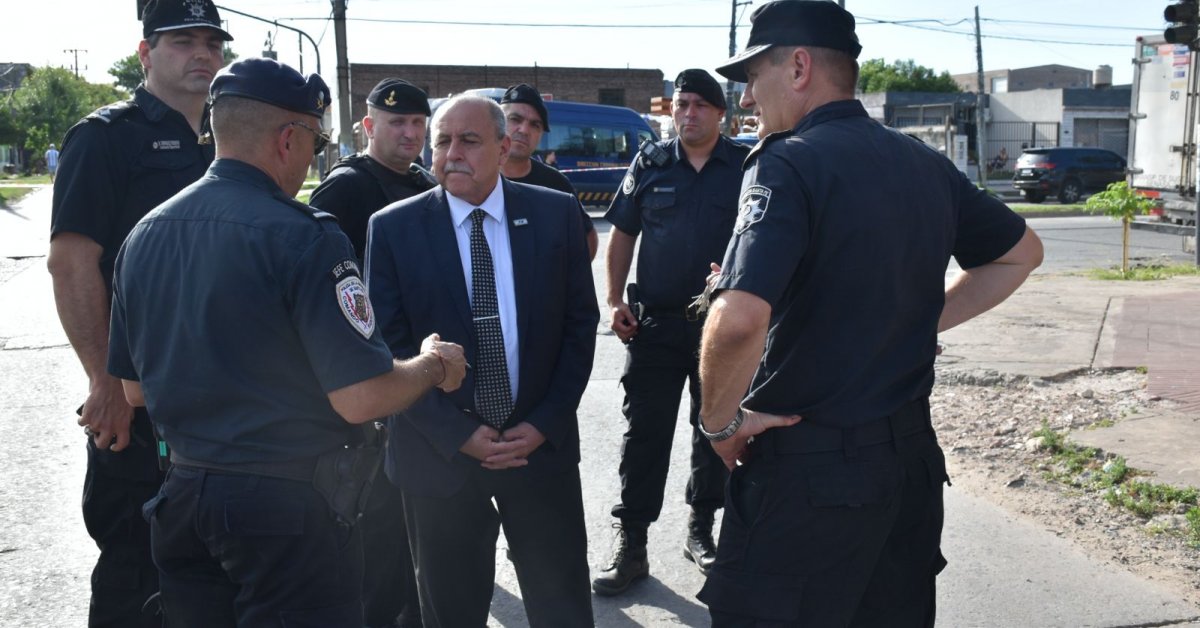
[431,94,507,141]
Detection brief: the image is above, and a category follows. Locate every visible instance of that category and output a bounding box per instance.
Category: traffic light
[1165,0,1200,49]
[649,97,672,116]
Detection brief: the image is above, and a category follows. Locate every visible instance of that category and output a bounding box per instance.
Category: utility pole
[973,6,987,189]
[333,0,353,156]
[63,48,87,78]
[726,0,751,135]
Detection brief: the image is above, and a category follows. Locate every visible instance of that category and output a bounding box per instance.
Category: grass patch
[1007,203,1088,215]
[0,187,33,207]
[1033,421,1200,544]
[1,174,51,184]
[1088,263,1200,281]
[1105,480,1197,518]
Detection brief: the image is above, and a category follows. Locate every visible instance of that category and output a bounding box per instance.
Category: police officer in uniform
[309,78,436,262]
[697,2,1044,624]
[46,1,230,624]
[106,58,466,626]
[593,69,750,595]
[498,83,598,260]
[309,77,432,628]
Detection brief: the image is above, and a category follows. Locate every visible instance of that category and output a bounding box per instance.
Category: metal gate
[986,121,1060,173]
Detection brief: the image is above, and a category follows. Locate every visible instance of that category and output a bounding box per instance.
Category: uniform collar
[207,158,285,196]
[670,134,739,167]
[134,83,208,133]
[791,99,867,135]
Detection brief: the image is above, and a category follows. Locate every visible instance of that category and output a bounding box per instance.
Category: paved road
[2,189,1197,626]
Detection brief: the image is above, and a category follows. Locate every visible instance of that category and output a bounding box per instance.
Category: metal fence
[985,121,1060,173]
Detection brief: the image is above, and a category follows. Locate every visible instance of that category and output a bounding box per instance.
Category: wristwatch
[700,408,745,442]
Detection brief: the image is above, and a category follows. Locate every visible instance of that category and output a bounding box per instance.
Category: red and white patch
[336,276,375,338]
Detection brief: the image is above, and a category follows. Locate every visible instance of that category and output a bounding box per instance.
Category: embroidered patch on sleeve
[336,276,375,339]
[735,185,771,234]
[621,171,636,196]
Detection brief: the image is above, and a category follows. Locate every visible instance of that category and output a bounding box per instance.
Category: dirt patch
[932,367,1200,607]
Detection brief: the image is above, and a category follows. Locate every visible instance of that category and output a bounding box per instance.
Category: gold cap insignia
[384,90,397,107]
[317,92,325,110]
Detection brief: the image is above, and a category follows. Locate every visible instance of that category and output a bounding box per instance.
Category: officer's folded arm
[328,339,466,424]
[939,226,1044,334]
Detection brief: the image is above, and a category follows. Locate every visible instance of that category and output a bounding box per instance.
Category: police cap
[142,0,233,41]
[210,58,331,119]
[367,78,431,116]
[674,69,726,109]
[500,84,550,131]
[716,0,861,83]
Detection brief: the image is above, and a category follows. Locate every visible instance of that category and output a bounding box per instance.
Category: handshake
[420,333,468,392]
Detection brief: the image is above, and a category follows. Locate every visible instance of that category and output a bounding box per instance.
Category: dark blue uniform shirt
[51,85,214,292]
[108,159,395,464]
[606,135,750,309]
[716,100,1026,426]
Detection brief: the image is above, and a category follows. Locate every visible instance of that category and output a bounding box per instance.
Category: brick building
[348,63,663,121]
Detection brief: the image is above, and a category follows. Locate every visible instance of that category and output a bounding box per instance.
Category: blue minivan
[429,88,659,208]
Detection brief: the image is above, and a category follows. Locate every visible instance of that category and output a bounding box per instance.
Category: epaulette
[274,191,337,222]
[408,162,437,190]
[745,130,790,164]
[85,100,136,124]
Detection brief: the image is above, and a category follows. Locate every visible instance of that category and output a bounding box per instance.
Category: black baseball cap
[716,0,861,83]
[210,58,330,119]
[367,78,431,116]
[500,84,550,131]
[674,69,726,109]
[142,0,233,41]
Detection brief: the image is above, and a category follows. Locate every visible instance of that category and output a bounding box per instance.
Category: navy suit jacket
[365,179,600,498]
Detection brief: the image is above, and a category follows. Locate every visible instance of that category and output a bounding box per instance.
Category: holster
[312,422,386,526]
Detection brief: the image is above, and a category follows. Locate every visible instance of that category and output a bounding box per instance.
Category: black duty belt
[758,398,932,456]
[643,304,704,321]
[170,452,317,483]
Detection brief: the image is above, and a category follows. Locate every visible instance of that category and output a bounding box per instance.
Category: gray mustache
[444,163,474,175]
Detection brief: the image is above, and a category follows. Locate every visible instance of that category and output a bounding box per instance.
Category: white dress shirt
[446,180,520,400]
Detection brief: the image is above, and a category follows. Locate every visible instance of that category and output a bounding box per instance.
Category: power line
[273,13,1144,46]
[980,17,1158,32]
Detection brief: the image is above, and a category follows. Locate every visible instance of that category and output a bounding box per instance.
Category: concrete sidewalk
[941,272,1200,491]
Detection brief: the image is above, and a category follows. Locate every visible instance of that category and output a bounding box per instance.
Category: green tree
[1085,181,1156,276]
[108,53,144,92]
[858,59,960,93]
[5,66,126,169]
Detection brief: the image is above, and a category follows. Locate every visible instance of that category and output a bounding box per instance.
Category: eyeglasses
[283,121,331,155]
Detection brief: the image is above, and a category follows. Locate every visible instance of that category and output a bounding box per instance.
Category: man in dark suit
[365,94,599,627]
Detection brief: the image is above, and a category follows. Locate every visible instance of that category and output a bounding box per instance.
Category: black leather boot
[683,507,717,574]
[592,521,649,596]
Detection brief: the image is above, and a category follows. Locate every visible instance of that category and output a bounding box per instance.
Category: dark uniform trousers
[402,466,593,628]
[145,465,364,627]
[82,408,165,627]
[612,314,728,523]
[361,475,421,627]
[699,398,949,627]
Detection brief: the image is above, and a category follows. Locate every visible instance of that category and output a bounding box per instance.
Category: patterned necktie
[469,208,513,428]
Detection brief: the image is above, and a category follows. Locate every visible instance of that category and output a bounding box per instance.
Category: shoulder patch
[85,100,136,124]
[621,171,636,196]
[336,275,375,339]
[735,185,771,234]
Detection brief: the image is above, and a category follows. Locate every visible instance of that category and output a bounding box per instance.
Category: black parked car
[1011,147,1126,204]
